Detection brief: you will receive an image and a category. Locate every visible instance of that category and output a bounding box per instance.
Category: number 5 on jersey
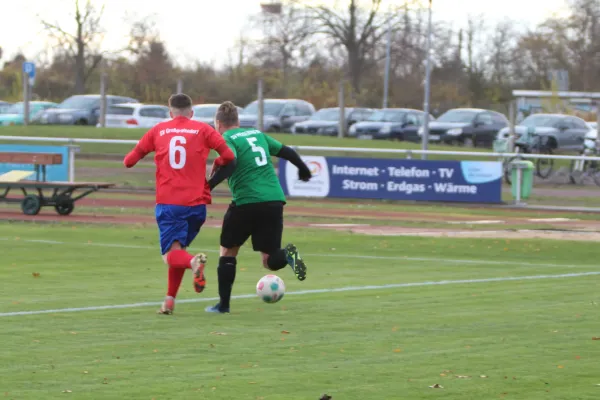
[247,137,267,166]
[169,136,186,169]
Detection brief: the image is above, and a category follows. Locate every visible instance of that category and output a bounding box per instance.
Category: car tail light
[125,118,138,125]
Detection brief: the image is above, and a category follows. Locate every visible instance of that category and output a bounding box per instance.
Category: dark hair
[168,93,192,110]
[216,101,239,127]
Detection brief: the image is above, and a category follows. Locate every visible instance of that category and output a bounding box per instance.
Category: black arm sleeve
[208,159,237,190]
[276,145,310,173]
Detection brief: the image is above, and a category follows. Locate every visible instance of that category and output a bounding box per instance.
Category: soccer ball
[256,274,286,303]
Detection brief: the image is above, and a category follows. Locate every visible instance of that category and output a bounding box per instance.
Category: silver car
[496,114,589,151]
[192,104,243,128]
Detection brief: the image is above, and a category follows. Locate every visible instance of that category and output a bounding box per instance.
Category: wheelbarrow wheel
[55,196,75,216]
[21,195,41,216]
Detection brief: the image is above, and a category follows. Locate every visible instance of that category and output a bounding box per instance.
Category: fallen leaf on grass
[102,378,109,384]
[240,268,247,271]
[209,344,215,348]
[576,356,581,360]
[558,365,564,369]
[281,330,290,334]
[83,371,88,374]
[248,382,256,384]
[593,337,600,340]
[480,375,488,378]
[70,332,77,335]
[153,349,158,353]
[455,375,470,379]
[392,326,398,332]
[210,332,227,336]
[429,384,443,389]
[440,373,446,377]
[393,348,402,353]
[62,390,72,393]
[32,273,40,278]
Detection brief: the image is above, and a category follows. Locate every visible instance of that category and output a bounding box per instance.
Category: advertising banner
[279,156,502,204]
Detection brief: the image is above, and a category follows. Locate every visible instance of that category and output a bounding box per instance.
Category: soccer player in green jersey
[205,101,312,314]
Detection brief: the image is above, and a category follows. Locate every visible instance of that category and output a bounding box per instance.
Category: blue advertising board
[279,156,503,204]
[0,144,69,182]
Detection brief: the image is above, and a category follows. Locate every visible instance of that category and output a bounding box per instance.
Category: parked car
[38,94,138,126]
[584,122,597,149]
[99,103,170,129]
[0,101,58,126]
[291,107,373,136]
[419,108,509,147]
[0,101,12,114]
[192,103,243,127]
[239,99,315,132]
[496,113,589,152]
[348,108,432,141]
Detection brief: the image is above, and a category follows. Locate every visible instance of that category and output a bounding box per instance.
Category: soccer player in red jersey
[124,93,235,315]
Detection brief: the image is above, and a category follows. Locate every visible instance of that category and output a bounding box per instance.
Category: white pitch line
[1,271,598,318]
[0,237,592,269]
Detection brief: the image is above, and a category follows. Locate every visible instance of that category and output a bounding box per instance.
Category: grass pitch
[1,223,599,399]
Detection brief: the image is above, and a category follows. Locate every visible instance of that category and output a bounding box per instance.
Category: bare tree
[252,2,314,94]
[306,0,400,96]
[40,0,105,94]
[128,16,160,56]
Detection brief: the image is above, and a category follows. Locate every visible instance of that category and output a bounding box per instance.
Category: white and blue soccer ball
[256,274,286,304]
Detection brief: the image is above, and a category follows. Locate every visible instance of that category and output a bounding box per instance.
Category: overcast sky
[1,0,569,68]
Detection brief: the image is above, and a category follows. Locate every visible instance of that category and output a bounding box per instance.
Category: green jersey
[223,127,286,206]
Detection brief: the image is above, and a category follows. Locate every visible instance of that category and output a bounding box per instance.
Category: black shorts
[220,201,284,254]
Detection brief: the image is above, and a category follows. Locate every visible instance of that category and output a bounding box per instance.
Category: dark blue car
[348,108,433,141]
[38,94,138,126]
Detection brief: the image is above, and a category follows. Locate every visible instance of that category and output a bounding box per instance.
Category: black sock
[218,256,236,309]
[267,249,288,271]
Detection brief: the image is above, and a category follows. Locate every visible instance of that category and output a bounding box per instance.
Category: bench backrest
[0,152,63,165]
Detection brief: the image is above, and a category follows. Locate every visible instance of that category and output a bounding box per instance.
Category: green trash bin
[510,160,534,200]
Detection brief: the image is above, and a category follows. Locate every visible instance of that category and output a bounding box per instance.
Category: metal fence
[2,135,600,184]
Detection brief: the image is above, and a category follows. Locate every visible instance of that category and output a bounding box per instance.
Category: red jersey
[124,116,235,206]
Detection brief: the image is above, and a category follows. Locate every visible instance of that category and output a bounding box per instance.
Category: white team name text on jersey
[159,128,200,136]
[230,130,260,139]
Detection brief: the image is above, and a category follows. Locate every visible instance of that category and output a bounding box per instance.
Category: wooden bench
[0,152,63,182]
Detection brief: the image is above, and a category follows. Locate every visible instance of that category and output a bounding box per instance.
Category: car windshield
[58,96,99,109]
[520,115,561,128]
[193,105,218,118]
[436,110,479,123]
[243,102,284,116]
[367,110,404,122]
[310,109,339,121]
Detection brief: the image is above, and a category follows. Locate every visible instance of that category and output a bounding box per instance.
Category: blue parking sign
[22,61,36,86]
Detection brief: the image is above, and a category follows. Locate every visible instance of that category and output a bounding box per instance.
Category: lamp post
[420,0,433,160]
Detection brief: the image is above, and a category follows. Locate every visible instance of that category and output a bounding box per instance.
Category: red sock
[167,249,194,269]
[167,267,186,298]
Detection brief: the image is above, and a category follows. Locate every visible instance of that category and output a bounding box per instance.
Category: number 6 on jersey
[169,136,187,169]
[247,137,267,166]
